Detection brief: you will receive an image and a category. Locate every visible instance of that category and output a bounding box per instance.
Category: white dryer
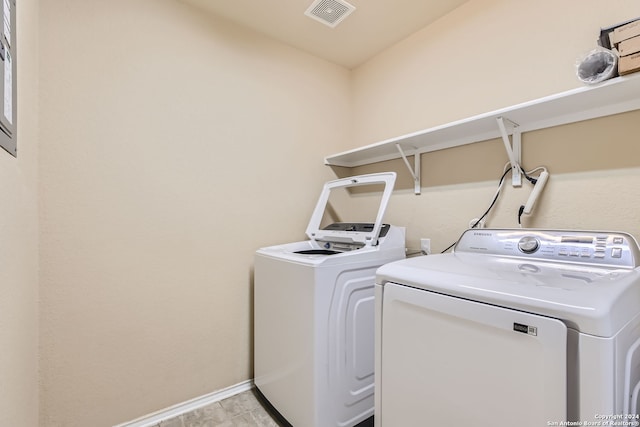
[254,172,405,427]
[375,229,640,427]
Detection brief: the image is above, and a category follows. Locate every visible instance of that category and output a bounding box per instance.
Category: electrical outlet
[420,238,431,255]
[469,218,485,229]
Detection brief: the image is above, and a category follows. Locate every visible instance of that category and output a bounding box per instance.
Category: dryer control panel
[454,229,640,268]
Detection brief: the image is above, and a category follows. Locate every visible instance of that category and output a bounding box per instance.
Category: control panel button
[612,248,623,258]
[518,236,540,254]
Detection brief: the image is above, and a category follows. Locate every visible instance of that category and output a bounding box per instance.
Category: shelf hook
[496,117,522,187]
[395,143,421,195]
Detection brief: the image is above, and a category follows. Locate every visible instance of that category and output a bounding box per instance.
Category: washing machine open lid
[305,172,396,247]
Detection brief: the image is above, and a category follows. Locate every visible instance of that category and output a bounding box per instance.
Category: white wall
[350,0,640,251]
[38,1,350,426]
[0,0,39,426]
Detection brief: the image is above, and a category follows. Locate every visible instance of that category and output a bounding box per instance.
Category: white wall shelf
[325,73,640,176]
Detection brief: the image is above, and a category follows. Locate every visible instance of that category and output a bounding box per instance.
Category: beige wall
[0,0,39,426]
[38,1,349,426]
[351,0,640,252]
[36,0,640,426]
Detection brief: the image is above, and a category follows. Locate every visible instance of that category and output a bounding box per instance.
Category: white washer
[375,229,640,427]
[254,173,405,427]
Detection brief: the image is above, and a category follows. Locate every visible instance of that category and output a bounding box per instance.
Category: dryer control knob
[518,236,540,254]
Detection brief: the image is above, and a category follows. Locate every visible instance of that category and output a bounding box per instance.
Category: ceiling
[180,0,469,69]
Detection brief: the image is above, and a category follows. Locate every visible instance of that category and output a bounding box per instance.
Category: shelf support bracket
[496,117,522,187]
[395,143,421,195]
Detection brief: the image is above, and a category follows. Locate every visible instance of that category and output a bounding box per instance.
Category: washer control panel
[455,229,640,268]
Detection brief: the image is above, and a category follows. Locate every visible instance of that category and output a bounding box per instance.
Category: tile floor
[152,388,287,427]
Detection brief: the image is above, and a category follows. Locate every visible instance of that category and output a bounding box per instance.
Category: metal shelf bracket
[496,117,522,187]
[395,143,421,195]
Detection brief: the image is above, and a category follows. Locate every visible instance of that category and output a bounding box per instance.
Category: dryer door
[379,282,567,427]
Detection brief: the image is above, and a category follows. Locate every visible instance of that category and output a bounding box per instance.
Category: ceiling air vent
[304,0,356,28]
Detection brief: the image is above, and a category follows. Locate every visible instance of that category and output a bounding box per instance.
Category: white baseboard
[113,379,255,427]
